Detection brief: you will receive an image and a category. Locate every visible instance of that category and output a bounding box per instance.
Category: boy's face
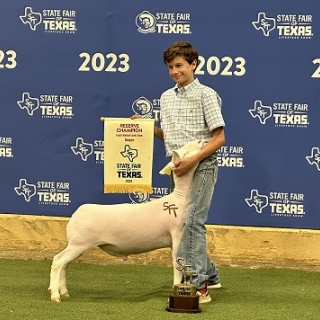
[166,56,197,88]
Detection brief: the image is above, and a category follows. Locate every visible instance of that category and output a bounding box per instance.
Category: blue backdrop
[1,1,319,229]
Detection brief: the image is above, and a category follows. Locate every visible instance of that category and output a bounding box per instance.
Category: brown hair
[163,41,199,66]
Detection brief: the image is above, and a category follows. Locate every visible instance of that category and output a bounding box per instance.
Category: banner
[1,1,320,229]
[103,118,154,194]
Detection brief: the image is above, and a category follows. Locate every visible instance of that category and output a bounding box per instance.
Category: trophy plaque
[166,258,201,313]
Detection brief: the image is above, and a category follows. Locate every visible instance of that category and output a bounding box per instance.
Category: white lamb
[48,139,205,302]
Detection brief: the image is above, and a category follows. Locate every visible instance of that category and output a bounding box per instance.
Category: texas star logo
[71,137,94,161]
[248,100,272,124]
[17,92,40,116]
[252,12,276,37]
[121,145,138,162]
[306,147,320,171]
[19,7,42,31]
[245,189,269,214]
[14,179,37,202]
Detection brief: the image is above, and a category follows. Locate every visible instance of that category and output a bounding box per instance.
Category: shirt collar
[174,78,199,93]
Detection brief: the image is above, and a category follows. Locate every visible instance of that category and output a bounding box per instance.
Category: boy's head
[163,41,198,67]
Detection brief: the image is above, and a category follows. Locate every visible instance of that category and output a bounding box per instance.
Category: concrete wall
[1,214,319,271]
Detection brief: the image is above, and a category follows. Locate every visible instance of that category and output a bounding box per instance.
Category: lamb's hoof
[49,290,61,302]
[51,296,61,303]
[61,292,70,298]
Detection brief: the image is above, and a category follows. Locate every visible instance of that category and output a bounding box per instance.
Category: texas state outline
[249,100,273,124]
[252,12,276,37]
[245,189,269,214]
[19,7,42,31]
[306,147,320,171]
[14,179,37,202]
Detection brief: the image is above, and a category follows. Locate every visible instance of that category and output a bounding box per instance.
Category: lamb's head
[159,139,205,175]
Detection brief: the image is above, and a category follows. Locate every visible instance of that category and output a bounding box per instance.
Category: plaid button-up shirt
[160,78,225,156]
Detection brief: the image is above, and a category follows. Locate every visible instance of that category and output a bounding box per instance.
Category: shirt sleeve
[202,89,225,131]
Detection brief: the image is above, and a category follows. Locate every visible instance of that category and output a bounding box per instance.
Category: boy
[155,41,225,303]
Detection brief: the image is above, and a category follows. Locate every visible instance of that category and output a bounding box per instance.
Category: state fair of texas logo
[135,10,191,35]
[14,178,71,204]
[249,100,309,128]
[19,6,77,34]
[252,12,313,39]
[246,189,306,217]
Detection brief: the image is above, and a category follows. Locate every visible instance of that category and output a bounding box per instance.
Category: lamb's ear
[159,161,173,175]
[171,150,180,162]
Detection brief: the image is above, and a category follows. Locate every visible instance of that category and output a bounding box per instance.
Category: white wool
[48,139,205,302]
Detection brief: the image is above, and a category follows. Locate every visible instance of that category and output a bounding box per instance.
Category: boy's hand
[130,114,141,120]
[172,157,196,177]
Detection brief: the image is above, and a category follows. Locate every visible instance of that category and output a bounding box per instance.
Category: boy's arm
[194,126,225,162]
[172,126,225,177]
[154,126,164,141]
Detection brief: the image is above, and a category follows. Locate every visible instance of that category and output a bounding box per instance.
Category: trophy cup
[166,258,201,313]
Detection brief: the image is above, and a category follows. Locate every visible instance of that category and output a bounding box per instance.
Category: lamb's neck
[172,171,195,200]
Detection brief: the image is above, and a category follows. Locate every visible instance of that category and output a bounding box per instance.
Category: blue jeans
[171,155,220,289]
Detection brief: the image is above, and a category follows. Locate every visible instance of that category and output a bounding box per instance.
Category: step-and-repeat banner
[1,1,319,229]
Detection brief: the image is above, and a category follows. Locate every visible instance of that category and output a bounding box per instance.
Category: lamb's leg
[48,243,90,302]
[59,264,70,298]
[171,239,182,286]
[49,251,65,302]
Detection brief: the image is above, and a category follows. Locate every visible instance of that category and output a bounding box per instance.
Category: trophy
[166,258,201,313]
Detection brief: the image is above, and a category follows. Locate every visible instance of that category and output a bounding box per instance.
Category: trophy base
[166,294,201,313]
